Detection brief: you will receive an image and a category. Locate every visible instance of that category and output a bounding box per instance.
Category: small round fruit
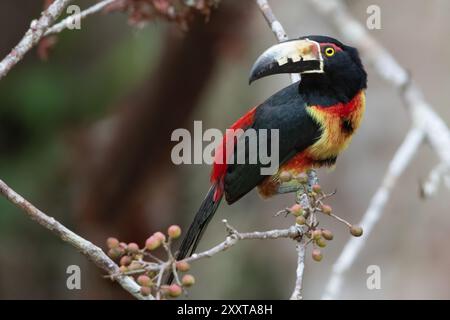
[168,225,182,239]
[176,261,191,272]
[296,216,306,225]
[350,225,363,237]
[279,171,292,182]
[312,249,323,262]
[316,237,327,248]
[119,242,128,250]
[145,236,161,251]
[127,242,140,254]
[290,204,304,217]
[120,255,132,266]
[312,229,322,240]
[321,204,332,215]
[106,237,119,249]
[168,284,182,297]
[140,286,151,296]
[153,232,166,243]
[296,173,308,184]
[119,266,128,273]
[108,248,122,259]
[137,275,152,287]
[322,229,334,241]
[181,274,195,287]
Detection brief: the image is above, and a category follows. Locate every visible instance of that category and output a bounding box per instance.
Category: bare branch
[107,218,308,299]
[0,0,73,80]
[421,162,450,198]
[308,0,450,299]
[185,220,302,264]
[45,0,118,36]
[255,0,300,82]
[0,179,152,300]
[0,0,311,300]
[289,241,306,300]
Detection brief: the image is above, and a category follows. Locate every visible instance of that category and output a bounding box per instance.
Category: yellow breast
[305,91,365,161]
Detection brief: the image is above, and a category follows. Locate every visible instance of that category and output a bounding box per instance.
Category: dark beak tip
[248,71,259,85]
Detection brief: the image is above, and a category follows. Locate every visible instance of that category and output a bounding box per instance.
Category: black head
[249,35,367,103]
[298,35,367,103]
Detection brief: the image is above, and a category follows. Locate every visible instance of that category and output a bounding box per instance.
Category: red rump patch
[210,106,258,201]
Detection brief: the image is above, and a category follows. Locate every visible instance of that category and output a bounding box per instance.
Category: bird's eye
[324,47,335,57]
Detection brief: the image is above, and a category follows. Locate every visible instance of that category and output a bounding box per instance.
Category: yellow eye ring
[325,47,335,57]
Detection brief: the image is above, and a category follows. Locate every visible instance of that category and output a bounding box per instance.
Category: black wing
[224,82,321,204]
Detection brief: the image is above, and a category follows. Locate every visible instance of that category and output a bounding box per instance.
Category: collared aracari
[174,35,367,267]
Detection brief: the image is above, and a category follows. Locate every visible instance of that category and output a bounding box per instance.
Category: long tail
[167,184,223,284]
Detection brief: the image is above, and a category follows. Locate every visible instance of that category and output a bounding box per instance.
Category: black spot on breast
[341,118,354,134]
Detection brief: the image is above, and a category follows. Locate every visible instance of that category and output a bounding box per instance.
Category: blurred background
[0,0,449,299]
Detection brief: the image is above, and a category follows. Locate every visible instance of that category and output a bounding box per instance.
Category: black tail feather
[167,185,222,284]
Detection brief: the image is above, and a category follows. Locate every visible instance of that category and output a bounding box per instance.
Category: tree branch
[308,0,450,299]
[0,179,152,300]
[290,241,306,300]
[255,0,300,83]
[0,0,310,300]
[0,0,388,300]
[0,0,73,80]
[422,162,450,197]
[184,220,302,264]
[45,0,118,36]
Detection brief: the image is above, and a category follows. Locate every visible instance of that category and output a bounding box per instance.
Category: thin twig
[421,161,450,197]
[155,265,165,300]
[288,171,318,300]
[0,0,73,80]
[256,0,300,83]
[185,220,301,263]
[0,179,152,300]
[45,0,119,36]
[289,241,306,300]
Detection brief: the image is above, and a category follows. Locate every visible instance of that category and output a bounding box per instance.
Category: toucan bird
[172,35,367,272]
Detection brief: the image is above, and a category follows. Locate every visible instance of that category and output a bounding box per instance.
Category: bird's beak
[249,38,324,84]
